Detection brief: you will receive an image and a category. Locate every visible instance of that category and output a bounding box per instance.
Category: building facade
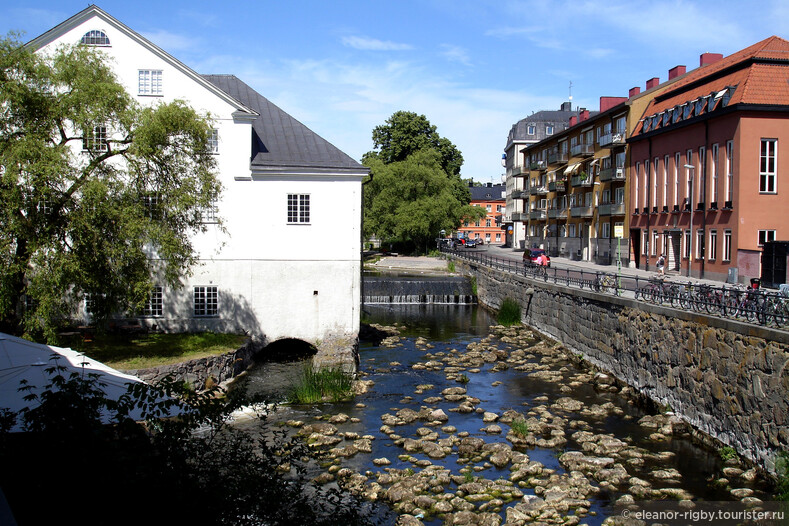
[629,37,789,284]
[29,6,368,367]
[459,183,505,245]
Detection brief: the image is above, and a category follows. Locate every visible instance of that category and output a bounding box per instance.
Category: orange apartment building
[629,36,789,284]
[459,183,505,245]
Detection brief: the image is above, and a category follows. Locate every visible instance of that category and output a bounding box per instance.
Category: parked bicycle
[594,273,621,296]
[692,283,725,314]
[725,284,766,323]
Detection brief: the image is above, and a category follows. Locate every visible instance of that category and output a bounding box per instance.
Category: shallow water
[239,304,773,525]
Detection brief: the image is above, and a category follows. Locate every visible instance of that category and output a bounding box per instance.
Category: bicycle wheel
[678,289,691,310]
[723,294,739,318]
[744,298,758,322]
[773,301,789,327]
[667,285,680,307]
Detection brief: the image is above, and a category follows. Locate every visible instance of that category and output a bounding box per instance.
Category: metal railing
[441,246,789,329]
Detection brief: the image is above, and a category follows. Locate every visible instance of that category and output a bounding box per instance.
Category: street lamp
[684,164,694,278]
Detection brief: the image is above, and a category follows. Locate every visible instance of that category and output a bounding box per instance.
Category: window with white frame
[709,229,717,260]
[527,125,536,135]
[726,140,734,204]
[643,230,648,255]
[485,233,491,243]
[138,69,163,96]
[569,224,576,238]
[758,229,776,246]
[601,189,611,204]
[663,155,669,208]
[485,219,491,227]
[653,157,659,210]
[634,162,640,210]
[80,30,110,46]
[142,193,162,220]
[696,229,704,259]
[602,222,611,239]
[643,160,650,210]
[697,146,705,207]
[674,152,680,208]
[711,143,719,205]
[83,125,108,152]
[760,139,777,193]
[200,200,219,223]
[546,125,554,135]
[287,194,310,224]
[194,286,218,317]
[495,234,501,242]
[486,204,492,212]
[684,229,691,258]
[615,187,624,204]
[652,230,659,256]
[207,129,219,154]
[686,150,693,208]
[143,286,163,317]
[723,230,732,261]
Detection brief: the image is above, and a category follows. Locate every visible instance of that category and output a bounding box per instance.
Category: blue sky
[3,1,789,182]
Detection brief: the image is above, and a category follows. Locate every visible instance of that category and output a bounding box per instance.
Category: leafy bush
[510,419,530,438]
[719,446,738,461]
[498,298,521,326]
[776,451,789,500]
[0,367,381,525]
[447,260,456,273]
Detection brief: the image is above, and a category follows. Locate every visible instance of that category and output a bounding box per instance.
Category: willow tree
[0,36,221,340]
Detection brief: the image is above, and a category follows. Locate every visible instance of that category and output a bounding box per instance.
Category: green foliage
[0,36,221,340]
[288,365,355,404]
[447,260,456,273]
[365,110,463,177]
[463,470,475,483]
[470,276,478,296]
[497,298,522,326]
[776,451,789,500]
[0,367,382,525]
[718,446,738,461]
[457,373,470,384]
[510,419,530,438]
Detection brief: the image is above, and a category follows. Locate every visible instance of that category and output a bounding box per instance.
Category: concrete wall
[458,259,789,472]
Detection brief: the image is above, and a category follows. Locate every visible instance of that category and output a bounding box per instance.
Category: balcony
[548,208,568,219]
[510,189,526,199]
[530,160,546,171]
[598,203,626,216]
[548,151,569,165]
[531,185,548,196]
[570,143,594,157]
[530,210,547,220]
[571,174,593,187]
[548,179,567,192]
[598,132,625,148]
[599,167,626,182]
[570,206,594,218]
[510,166,523,176]
[511,212,527,222]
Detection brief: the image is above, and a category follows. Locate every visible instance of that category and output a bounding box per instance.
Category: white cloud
[341,36,413,51]
[142,29,201,52]
[440,44,473,66]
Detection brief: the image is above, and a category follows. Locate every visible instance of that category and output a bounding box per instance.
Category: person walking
[656,254,665,276]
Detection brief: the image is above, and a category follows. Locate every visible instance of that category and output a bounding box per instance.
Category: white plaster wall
[36,11,363,350]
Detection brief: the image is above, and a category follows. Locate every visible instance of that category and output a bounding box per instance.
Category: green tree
[363,149,483,252]
[364,110,463,177]
[0,36,221,340]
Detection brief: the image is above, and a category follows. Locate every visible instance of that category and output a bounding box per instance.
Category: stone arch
[256,338,317,363]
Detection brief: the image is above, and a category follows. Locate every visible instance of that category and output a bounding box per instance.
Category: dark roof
[469,184,505,201]
[203,74,367,174]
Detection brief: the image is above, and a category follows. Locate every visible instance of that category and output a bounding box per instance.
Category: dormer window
[80,30,110,46]
[683,103,693,120]
[694,97,707,115]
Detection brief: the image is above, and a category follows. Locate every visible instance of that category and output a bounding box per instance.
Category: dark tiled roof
[203,74,367,174]
[469,184,505,201]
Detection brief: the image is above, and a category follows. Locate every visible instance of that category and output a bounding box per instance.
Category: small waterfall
[363,276,476,305]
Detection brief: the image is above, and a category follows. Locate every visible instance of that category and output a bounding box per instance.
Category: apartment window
[684,230,691,258]
[615,187,624,204]
[644,161,650,210]
[496,205,502,212]
[686,150,693,207]
[674,152,681,208]
[696,229,704,259]
[80,30,110,46]
[485,234,491,243]
[200,200,219,223]
[642,230,649,255]
[652,230,659,256]
[698,146,706,206]
[709,230,717,261]
[663,155,669,208]
[527,125,536,135]
[83,125,108,152]
[569,224,576,238]
[711,143,719,205]
[634,162,640,210]
[475,220,481,227]
[486,204,492,212]
[723,230,732,261]
[495,234,501,242]
[726,141,734,203]
[194,286,218,317]
[758,230,776,246]
[143,286,163,317]
[287,194,310,224]
[546,125,554,135]
[142,193,163,220]
[207,129,219,154]
[601,189,611,204]
[760,139,777,193]
[602,222,611,239]
[485,219,491,227]
[138,69,163,96]
[653,158,659,210]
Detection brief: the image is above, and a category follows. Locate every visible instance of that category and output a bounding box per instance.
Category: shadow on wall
[256,338,317,363]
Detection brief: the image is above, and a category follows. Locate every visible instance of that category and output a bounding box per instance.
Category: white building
[29,6,367,369]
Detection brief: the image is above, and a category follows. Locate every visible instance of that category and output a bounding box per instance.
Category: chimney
[560,101,572,111]
[629,86,641,98]
[569,115,578,127]
[579,109,590,121]
[486,182,492,188]
[646,77,660,90]
[668,65,687,80]
[700,53,723,67]
[600,96,627,112]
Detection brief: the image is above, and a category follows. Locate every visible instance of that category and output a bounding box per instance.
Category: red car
[523,249,551,267]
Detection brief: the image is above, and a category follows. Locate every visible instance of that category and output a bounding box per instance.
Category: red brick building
[628,36,789,283]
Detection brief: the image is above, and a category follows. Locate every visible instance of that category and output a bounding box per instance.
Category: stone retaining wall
[458,260,789,473]
[124,338,261,390]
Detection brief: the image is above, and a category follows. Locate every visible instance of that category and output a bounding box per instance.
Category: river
[237,303,774,525]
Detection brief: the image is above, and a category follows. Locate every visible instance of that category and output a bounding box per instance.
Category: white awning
[564,163,580,175]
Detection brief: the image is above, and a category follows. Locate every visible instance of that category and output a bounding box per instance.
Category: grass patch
[718,446,738,461]
[457,373,470,384]
[470,276,478,296]
[447,260,456,273]
[287,365,354,404]
[510,419,530,438]
[497,298,521,326]
[75,332,248,370]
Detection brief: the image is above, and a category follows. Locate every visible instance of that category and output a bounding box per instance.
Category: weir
[363,275,475,305]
